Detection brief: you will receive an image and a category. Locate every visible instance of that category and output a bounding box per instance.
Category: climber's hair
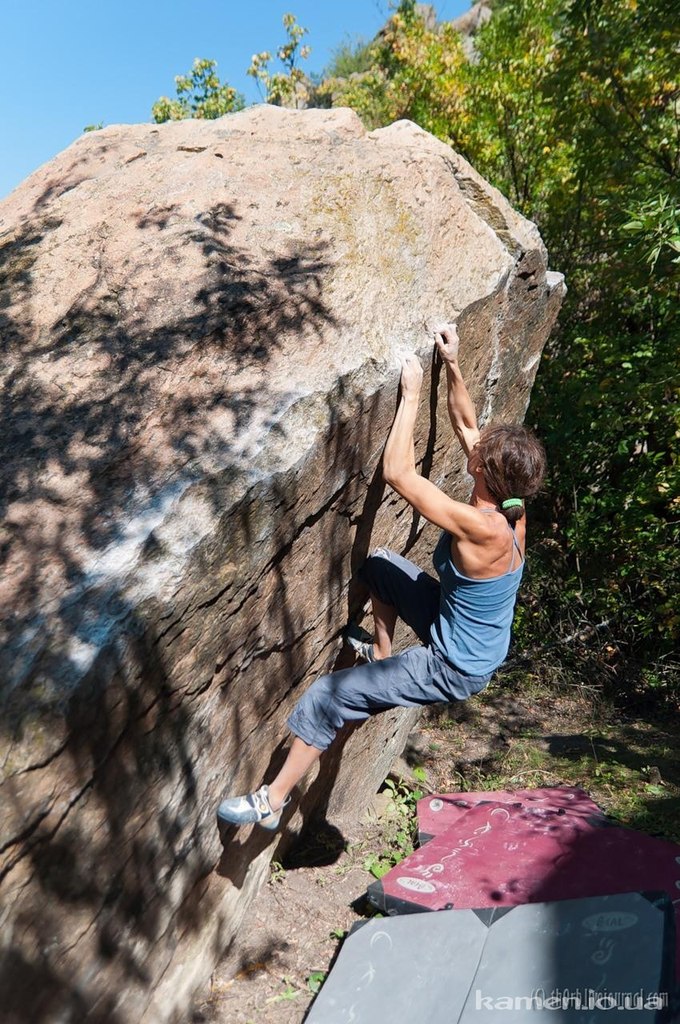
[476,424,547,525]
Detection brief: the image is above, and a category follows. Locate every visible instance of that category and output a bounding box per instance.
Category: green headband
[501,498,524,510]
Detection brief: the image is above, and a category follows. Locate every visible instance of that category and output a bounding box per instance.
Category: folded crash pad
[369,801,680,980]
[417,786,605,844]
[306,892,674,1023]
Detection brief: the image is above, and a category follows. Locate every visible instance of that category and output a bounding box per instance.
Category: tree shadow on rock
[0,195,343,1019]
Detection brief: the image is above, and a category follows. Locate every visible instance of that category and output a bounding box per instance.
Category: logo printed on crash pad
[396,877,436,893]
[582,912,638,933]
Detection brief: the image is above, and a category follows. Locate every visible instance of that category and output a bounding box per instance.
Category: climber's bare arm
[389,470,491,541]
[382,353,487,542]
[435,324,480,458]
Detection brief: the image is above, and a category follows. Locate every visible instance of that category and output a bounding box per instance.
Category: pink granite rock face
[0,106,564,1022]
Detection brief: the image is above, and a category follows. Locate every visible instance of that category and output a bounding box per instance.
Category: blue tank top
[430,525,524,676]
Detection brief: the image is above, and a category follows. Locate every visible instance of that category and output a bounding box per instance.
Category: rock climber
[217,323,546,830]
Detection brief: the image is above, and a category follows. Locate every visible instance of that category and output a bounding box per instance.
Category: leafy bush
[152,58,244,122]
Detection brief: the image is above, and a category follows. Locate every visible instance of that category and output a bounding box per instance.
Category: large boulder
[0,106,564,1023]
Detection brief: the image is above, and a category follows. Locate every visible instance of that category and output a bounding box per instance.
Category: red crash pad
[417,786,605,843]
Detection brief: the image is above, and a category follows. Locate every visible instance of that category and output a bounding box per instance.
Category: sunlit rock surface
[0,105,564,1022]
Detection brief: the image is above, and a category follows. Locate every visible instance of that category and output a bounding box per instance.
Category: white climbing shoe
[344,622,377,663]
[217,784,289,831]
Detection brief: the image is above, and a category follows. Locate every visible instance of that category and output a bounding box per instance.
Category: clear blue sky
[1,0,467,201]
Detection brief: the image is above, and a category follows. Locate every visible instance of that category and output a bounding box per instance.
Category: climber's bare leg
[266,593,397,808]
[372,595,397,660]
[267,737,323,810]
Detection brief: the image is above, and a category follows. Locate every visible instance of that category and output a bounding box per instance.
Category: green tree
[458,0,574,225]
[152,58,245,122]
[464,0,680,690]
[317,1,466,139]
[324,35,374,79]
[247,13,312,108]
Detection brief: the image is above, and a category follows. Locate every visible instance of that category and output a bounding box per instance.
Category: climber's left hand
[400,353,423,396]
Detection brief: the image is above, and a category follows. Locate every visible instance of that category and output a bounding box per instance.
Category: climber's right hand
[434,323,459,365]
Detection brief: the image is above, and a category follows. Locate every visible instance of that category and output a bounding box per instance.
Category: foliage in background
[152,58,244,122]
[323,35,375,80]
[316,0,467,138]
[480,0,680,700]
[247,13,312,108]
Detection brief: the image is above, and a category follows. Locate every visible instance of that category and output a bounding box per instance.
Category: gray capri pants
[286,548,491,751]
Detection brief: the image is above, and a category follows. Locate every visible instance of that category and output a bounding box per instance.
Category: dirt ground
[189,683,680,1023]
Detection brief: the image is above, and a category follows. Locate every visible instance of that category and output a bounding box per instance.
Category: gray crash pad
[306,892,673,1023]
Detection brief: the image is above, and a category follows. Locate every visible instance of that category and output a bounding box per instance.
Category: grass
[265,978,299,1004]
[361,774,425,879]
[429,675,680,844]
